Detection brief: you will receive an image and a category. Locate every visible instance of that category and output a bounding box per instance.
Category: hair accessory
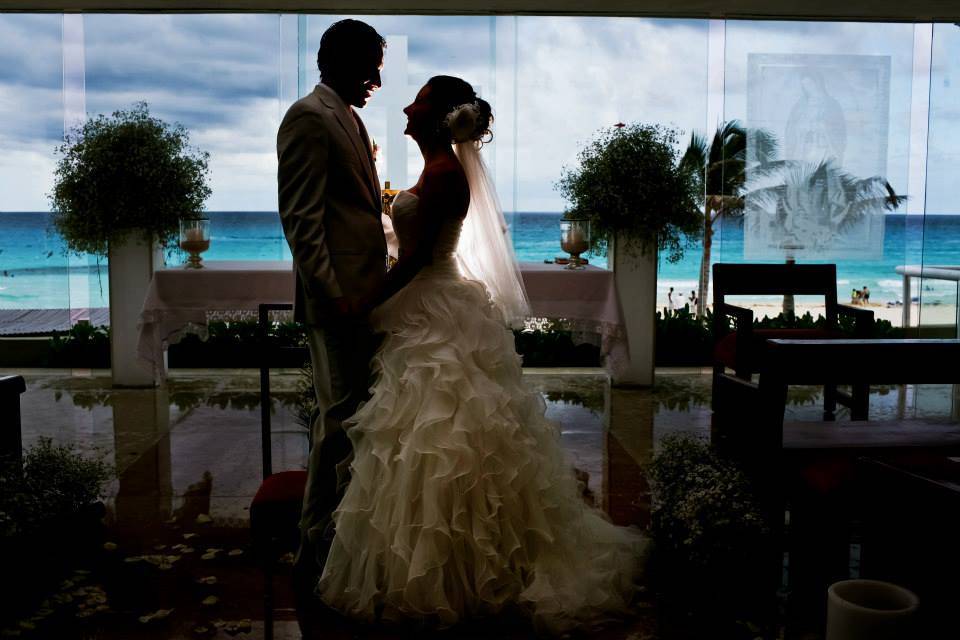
[443,102,481,143]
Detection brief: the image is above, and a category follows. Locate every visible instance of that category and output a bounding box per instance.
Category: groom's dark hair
[317,19,386,78]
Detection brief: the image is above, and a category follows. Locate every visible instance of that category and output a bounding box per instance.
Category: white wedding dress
[317,191,646,634]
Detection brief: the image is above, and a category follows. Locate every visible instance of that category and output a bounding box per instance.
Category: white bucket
[826,579,919,640]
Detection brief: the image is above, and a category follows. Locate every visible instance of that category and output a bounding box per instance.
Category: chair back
[713,263,838,300]
[0,375,26,466]
[713,262,839,324]
[257,303,309,480]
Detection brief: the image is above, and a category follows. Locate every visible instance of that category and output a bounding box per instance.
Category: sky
[0,14,957,213]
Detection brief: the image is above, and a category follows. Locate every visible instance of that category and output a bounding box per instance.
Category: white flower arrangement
[443,102,481,144]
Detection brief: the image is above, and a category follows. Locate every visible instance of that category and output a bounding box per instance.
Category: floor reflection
[12,368,960,639]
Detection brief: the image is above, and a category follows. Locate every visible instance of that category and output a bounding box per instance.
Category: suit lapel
[314,85,381,211]
[352,113,382,209]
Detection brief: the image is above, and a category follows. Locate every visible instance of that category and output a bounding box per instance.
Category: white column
[609,236,657,386]
[109,238,163,387]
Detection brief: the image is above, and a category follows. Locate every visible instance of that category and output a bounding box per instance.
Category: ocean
[0,212,958,311]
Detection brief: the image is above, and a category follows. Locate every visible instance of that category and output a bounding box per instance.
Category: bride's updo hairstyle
[426,75,493,145]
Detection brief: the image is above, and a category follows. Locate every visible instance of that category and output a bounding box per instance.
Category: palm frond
[746,128,779,165]
[680,131,708,174]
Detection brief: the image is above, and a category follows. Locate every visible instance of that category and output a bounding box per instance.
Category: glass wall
[0,14,956,333]
[919,23,960,336]
[0,14,71,323]
[83,13,287,269]
[711,20,924,326]
[513,17,709,264]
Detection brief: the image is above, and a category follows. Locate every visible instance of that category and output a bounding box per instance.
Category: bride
[317,75,646,634]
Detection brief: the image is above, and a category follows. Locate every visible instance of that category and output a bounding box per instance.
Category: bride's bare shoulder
[421,156,469,214]
[424,155,467,186]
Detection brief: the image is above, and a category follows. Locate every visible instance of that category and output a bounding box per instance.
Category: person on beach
[851,288,861,305]
[861,285,870,304]
[667,286,675,311]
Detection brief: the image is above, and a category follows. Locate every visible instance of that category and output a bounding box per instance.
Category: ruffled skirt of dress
[317,260,647,635]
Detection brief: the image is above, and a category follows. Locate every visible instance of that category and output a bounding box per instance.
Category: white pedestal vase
[108,237,164,387]
[607,234,657,386]
[826,579,918,640]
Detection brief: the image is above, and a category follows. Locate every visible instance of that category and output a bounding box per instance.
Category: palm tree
[745,159,906,252]
[745,159,906,315]
[679,121,781,316]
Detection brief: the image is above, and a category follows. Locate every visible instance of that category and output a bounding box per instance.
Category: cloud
[0,14,62,89]
[0,13,958,216]
[510,17,710,211]
[82,14,279,101]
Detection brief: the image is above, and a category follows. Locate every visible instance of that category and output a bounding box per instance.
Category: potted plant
[50,102,210,386]
[557,123,701,385]
[1,438,112,629]
[647,434,770,628]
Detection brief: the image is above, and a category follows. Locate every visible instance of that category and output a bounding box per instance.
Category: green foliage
[648,434,767,569]
[50,102,211,257]
[557,123,701,262]
[48,322,111,368]
[513,322,601,367]
[0,438,112,539]
[167,319,307,368]
[656,305,714,366]
[44,318,599,369]
[655,307,904,366]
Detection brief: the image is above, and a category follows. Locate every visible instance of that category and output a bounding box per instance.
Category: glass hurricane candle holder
[179,217,210,269]
[560,218,590,270]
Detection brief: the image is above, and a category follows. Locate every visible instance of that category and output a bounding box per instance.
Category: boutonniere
[371,138,379,162]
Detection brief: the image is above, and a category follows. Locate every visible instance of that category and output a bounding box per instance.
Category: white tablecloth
[137,260,625,380]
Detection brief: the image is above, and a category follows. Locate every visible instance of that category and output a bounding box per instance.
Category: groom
[276,19,388,609]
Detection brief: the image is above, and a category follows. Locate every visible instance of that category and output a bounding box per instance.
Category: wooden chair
[712,338,960,616]
[712,263,874,419]
[248,304,309,640]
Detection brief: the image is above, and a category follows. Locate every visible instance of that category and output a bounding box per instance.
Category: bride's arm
[373,166,467,306]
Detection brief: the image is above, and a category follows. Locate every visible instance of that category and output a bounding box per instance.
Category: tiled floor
[7,368,960,639]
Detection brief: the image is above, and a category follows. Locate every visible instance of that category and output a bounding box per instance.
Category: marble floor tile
[8,367,959,639]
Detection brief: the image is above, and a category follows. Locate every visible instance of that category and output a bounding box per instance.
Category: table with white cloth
[137,260,626,382]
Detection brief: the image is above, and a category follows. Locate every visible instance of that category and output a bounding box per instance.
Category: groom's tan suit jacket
[277,83,387,325]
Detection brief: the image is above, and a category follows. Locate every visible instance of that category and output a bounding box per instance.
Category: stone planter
[108,237,163,387]
[608,233,657,386]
